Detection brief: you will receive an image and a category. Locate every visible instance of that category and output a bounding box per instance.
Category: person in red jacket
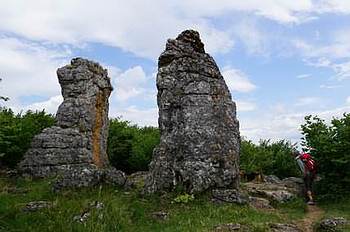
[293,149,317,205]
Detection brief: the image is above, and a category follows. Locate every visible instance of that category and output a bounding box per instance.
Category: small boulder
[269,223,301,232]
[248,196,273,209]
[23,201,53,212]
[151,211,169,220]
[318,217,349,231]
[213,223,241,231]
[244,182,296,203]
[104,167,127,186]
[212,189,248,204]
[263,175,282,184]
[125,171,148,190]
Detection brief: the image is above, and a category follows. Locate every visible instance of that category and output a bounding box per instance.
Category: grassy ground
[318,198,350,231]
[0,174,337,232]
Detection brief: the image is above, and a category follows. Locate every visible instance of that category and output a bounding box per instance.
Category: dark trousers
[303,172,315,199]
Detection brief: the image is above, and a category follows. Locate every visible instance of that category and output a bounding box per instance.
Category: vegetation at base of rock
[172,193,195,204]
[107,118,160,174]
[0,108,55,168]
[240,139,300,179]
[2,106,350,201]
[317,198,350,231]
[301,114,350,200]
[0,176,308,232]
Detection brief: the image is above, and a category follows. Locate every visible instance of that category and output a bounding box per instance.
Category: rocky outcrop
[269,223,301,232]
[243,181,296,203]
[212,189,248,205]
[144,30,240,193]
[19,58,112,177]
[318,217,349,231]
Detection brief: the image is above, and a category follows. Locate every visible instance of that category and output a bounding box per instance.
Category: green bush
[0,108,55,168]
[301,114,350,199]
[107,118,160,173]
[240,139,299,179]
[172,193,195,204]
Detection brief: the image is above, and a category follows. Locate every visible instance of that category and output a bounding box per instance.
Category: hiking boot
[307,200,315,205]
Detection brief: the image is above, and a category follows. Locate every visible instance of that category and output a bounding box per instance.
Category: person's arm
[295,156,305,176]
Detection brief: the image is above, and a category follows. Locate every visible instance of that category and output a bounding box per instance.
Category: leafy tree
[301,114,350,199]
[0,108,55,168]
[107,118,160,173]
[129,126,160,172]
[240,139,299,179]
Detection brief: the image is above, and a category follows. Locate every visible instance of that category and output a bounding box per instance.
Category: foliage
[0,108,55,168]
[240,139,299,179]
[0,176,307,232]
[301,114,350,199]
[107,118,160,174]
[172,193,195,204]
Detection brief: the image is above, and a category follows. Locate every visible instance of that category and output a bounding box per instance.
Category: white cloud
[2,0,349,61]
[236,100,256,112]
[241,104,350,143]
[293,29,350,81]
[176,0,314,24]
[316,0,350,14]
[222,68,257,93]
[320,84,341,89]
[23,95,63,114]
[295,97,321,106]
[233,20,268,56]
[110,106,158,127]
[0,0,236,59]
[333,61,350,80]
[112,66,148,102]
[297,74,311,79]
[0,37,70,110]
[347,96,350,105]
[111,66,156,102]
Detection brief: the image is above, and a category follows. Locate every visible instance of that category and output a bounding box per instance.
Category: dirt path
[297,205,325,232]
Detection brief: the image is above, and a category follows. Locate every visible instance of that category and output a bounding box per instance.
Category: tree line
[0,107,349,199]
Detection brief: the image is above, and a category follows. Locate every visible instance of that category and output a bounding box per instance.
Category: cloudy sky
[1,0,350,143]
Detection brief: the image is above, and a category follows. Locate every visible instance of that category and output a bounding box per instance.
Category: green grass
[0,175,308,232]
[318,198,350,232]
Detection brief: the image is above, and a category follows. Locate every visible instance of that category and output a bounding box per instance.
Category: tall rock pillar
[19,58,112,177]
[145,30,241,193]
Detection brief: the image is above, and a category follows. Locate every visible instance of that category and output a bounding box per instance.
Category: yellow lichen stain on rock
[92,90,105,168]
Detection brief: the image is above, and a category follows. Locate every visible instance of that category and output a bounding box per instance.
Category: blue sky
[1,0,350,144]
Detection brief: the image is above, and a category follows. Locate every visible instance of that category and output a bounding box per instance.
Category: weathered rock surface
[248,196,273,209]
[151,211,169,221]
[243,181,296,203]
[144,30,240,194]
[73,201,104,224]
[53,167,126,192]
[269,223,301,232]
[19,58,113,177]
[212,189,248,205]
[318,217,349,231]
[23,201,54,212]
[125,171,148,190]
[213,223,242,231]
[263,175,304,196]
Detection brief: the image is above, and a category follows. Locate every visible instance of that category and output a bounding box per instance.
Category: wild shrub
[240,139,299,179]
[0,108,55,168]
[107,118,160,173]
[301,114,350,199]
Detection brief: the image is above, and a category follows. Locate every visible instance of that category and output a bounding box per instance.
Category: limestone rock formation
[19,58,112,177]
[144,30,240,193]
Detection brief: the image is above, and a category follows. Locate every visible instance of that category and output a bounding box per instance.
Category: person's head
[291,149,300,157]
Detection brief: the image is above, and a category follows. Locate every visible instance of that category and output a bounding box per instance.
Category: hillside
[1,173,349,232]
